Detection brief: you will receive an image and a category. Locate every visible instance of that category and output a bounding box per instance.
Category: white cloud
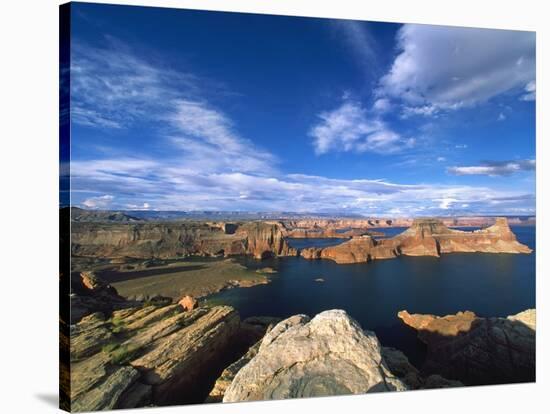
[437,157,446,162]
[401,104,439,118]
[332,20,379,71]
[168,100,276,174]
[498,112,506,121]
[309,101,414,155]
[378,24,535,112]
[520,80,536,101]
[438,198,457,210]
[71,156,534,216]
[372,98,391,112]
[82,194,114,209]
[448,159,535,176]
[71,39,277,178]
[71,41,198,128]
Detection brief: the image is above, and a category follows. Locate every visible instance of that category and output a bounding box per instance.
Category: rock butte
[300,217,532,264]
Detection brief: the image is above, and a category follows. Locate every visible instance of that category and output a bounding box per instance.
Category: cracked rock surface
[223,310,407,402]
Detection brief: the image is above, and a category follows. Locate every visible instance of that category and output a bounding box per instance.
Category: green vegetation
[110,317,126,334]
[101,343,119,354]
[108,344,139,365]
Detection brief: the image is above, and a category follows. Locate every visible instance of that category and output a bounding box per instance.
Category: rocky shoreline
[62,271,536,410]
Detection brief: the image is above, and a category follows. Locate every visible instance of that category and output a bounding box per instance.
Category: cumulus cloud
[448,159,535,176]
[82,194,114,209]
[372,98,391,112]
[378,24,535,113]
[309,101,414,154]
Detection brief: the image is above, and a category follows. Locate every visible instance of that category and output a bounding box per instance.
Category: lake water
[206,226,535,366]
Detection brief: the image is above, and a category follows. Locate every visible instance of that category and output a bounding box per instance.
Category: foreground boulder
[223,310,407,402]
[398,309,536,385]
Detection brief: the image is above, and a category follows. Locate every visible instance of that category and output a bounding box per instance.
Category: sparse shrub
[101,343,119,353]
[109,345,138,365]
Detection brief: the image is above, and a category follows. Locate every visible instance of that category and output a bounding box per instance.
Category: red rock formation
[300,218,531,264]
[178,295,198,311]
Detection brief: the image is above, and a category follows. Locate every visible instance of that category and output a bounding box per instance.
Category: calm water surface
[207,226,535,365]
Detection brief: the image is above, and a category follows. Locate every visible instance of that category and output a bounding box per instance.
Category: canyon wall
[71,221,296,260]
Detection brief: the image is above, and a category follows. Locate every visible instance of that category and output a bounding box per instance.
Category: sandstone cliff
[398,309,536,385]
[71,221,296,260]
[63,272,276,411]
[301,217,531,264]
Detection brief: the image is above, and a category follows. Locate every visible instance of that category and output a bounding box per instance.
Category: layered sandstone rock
[222,310,407,402]
[301,218,531,264]
[237,222,296,259]
[65,272,254,410]
[72,221,296,260]
[398,309,536,385]
[69,304,245,410]
[70,271,134,324]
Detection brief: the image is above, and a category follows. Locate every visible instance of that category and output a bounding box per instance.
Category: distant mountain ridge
[70,207,143,222]
[68,207,536,224]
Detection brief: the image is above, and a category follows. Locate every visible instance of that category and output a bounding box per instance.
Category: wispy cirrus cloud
[71,40,199,128]
[377,24,535,115]
[331,20,379,72]
[309,100,414,155]
[71,38,277,177]
[168,100,277,175]
[447,159,535,176]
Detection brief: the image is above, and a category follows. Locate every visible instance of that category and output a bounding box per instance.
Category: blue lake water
[206,226,536,366]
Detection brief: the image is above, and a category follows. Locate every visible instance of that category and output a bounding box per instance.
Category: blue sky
[68,3,536,216]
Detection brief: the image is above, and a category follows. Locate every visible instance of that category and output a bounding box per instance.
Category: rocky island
[301,217,532,264]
